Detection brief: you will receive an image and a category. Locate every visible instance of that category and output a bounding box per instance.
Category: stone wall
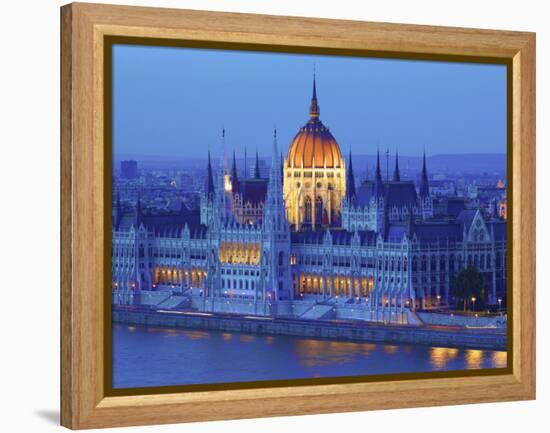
[417,311,507,328]
[113,308,507,351]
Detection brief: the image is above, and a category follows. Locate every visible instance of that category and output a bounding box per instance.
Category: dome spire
[393,151,401,182]
[374,148,384,198]
[231,150,238,191]
[309,66,320,120]
[206,149,215,198]
[419,149,430,197]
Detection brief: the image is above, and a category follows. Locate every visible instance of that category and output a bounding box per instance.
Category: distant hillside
[428,154,506,171]
[114,153,506,175]
[341,153,506,176]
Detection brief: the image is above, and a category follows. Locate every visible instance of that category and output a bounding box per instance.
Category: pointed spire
[393,151,401,182]
[206,150,215,198]
[309,67,320,120]
[231,150,238,191]
[373,149,384,198]
[265,128,286,231]
[220,128,227,172]
[375,149,382,182]
[419,150,430,197]
[254,151,261,179]
[272,128,278,164]
[346,152,356,201]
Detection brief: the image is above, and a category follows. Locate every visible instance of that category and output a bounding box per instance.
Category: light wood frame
[60,2,536,429]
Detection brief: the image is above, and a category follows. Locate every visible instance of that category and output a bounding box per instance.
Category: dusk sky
[112,44,507,159]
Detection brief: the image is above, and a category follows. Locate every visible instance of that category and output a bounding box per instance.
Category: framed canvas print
[60,3,536,429]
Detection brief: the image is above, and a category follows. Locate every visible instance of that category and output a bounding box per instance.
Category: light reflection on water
[492,350,507,368]
[294,339,365,367]
[181,330,209,340]
[430,347,459,370]
[113,324,507,389]
[465,349,484,369]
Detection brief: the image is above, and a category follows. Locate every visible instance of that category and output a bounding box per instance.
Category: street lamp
[498,298,502,314]
[436,294,441,308]
[471,296,476,313]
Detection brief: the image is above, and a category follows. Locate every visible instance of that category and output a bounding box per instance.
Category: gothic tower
[263,129,292,302]
[393,151,401,182]
[200,150,215,225]
[369,149,386,233]
[419,151,433,219]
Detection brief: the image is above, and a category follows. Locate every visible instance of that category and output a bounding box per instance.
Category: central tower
[283,74,346,230]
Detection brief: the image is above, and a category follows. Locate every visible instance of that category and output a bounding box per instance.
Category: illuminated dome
[286,79,344,169]
[283,75,347,231]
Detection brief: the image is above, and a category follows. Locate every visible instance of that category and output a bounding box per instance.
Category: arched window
[278,251,284,267]
[304,196,312,224]
[315,197,323,226]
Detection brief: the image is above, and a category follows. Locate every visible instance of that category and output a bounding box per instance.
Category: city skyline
[113,45,507,159]
[111,44,508,388]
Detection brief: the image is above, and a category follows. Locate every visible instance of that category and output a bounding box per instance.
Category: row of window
[221,268,260,277]
[289,172,340,178]
[221,279,256,291]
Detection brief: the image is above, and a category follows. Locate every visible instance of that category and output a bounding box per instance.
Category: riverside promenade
[112,306,507,351]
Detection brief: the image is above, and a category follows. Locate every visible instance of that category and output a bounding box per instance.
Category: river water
[112,324,507,389]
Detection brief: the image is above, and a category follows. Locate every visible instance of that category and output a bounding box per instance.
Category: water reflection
[492,351,507,368]
[180,330,209,340]
[383,345,398,355]
[361,343,376,357]
[113,324,508,388]
[430,347,459,370]
[239,334,254,343]
[294,339,377,367]
[163,329,178,338]
[465,349,484,369]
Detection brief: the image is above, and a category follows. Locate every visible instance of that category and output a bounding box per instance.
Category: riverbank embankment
[112,307,507,351]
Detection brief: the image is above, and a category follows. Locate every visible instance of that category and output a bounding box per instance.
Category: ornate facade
[112,77,507,322]
[283,76,346,230]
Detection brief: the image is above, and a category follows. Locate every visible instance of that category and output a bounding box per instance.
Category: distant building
[121,160,138,179]
[248,156,268,178]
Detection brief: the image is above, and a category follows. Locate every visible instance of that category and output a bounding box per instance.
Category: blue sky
[112,44,507,159]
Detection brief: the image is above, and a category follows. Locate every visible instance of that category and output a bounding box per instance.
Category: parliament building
[112,77,507,323]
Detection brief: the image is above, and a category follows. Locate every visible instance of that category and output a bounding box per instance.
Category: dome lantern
[286,74,344,170]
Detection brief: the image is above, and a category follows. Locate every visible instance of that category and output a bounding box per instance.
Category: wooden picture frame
[60,2,535,429]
